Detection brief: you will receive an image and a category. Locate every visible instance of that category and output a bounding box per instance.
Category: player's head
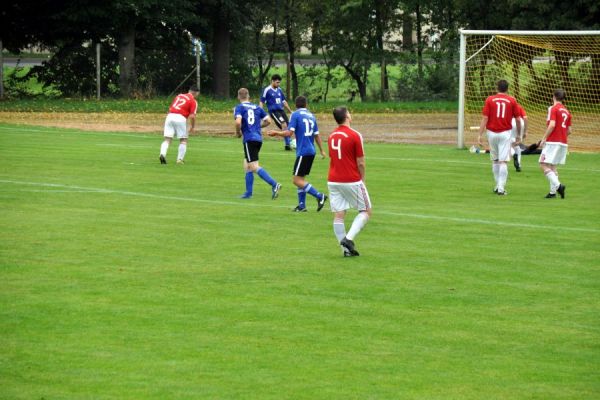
[333,106,351,124]
[188,85,200,96]
[271,74,282,87]
[553,88,566,102]
[295,96,307,109]
[237,88,250,102]
[497,80,509,93]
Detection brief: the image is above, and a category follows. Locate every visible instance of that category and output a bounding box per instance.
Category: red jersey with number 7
[546,103,571,144]
[482,93,522,133]
[168,93,198,118]
[328,125,365,183]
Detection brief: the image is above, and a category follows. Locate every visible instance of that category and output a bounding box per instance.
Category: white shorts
[539,142,568,165]
[487,130,511,162]
[328,181,372,212]
[163,113,188,139]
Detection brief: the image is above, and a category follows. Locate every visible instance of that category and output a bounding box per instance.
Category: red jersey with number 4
[328,125,365,183]
[482,93,522,133]
[168,93,198,118]
[546,103,571,144]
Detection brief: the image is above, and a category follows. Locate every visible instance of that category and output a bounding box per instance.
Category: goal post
[457,30,600,150]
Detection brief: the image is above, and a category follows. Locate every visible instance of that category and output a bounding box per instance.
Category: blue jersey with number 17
[234,102,267,143]
[288,108,319,156]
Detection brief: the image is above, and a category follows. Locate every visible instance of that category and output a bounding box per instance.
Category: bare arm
[268,129,292,137]
[477,116,488,146]
[315,134,326,158]
[541,120,556,145]
[235,116,242,138]
[283,100,293,114]
[521,116,528,140]
[260,117,271,128]
[188,114,196,133]
[514,118,522,144]
[357,156,366,182]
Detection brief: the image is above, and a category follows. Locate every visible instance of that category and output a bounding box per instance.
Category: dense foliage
[1,0,598,100]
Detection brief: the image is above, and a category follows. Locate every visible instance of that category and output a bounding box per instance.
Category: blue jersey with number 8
[234,102,267,143]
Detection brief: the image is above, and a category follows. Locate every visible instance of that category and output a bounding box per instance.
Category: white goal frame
[457,30,600,149]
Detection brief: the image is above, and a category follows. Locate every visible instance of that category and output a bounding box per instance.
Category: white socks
[545,171,560,193]
[333,219,346,242]
[347,212,369,241]
[492,164,500,187]
[497,163,508,192]
[160,140,169,157]
[177,143,187,161]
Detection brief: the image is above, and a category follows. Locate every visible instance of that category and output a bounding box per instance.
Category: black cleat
[557,184,566,199]
[317,194,328,212]
[340,237,360,256]
[293,206,307,212]
[513,153,521,172]
[545,192,557,199]
[159,155,167,164]
[493,188,498,194]
[497,190,507,196]
[285,145,291,151]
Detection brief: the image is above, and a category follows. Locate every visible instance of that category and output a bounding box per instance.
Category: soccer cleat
[493,188,498,194]
[285,145,291,151]
[176,159,184,165]
[240,192,252,199]
[272,183,282,200]
[513,153,521,172]
[340,237,360,256]
[317,194,328,212]
[159,155,167,164]
[293,206,307,212]
[557,184,566,199]
[545,192,557,199]
[497,190,507,196]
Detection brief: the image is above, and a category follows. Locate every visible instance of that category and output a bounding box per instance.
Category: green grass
[1,124,599,399]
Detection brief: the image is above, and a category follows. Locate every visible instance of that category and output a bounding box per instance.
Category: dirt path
[1,111,597,151]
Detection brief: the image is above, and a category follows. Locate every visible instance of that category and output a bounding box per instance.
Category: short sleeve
[234,106,242,119]
[288,112,298,131]
[313,117,319,135]
[259,107,268,120]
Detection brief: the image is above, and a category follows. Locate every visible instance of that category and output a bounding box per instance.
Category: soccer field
[1,123,599,399]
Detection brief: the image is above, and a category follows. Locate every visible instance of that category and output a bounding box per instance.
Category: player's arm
[357,156,366,183]
[567,126,572,136]
[235,116,242,138]
[514,117,522,144]
[268,128,292,137]
[477,116,488,146]
[260,116,271,128]
[188,113,196,133]
[315,133,326,159]
[259,101,265,109]
[522,116,528,140]
[541,120,556,145]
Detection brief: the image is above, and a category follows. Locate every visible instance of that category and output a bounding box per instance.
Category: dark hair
[333,106,348,124]
[554,88,566,101]
[271,74,282,82]
[189,85,199,92]
[497,80,509,93]
[295,96,307,109]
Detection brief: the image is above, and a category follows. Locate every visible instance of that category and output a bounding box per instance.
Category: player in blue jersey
[235,88,282,200]
[260,74,294,151]
[268,96,327,212]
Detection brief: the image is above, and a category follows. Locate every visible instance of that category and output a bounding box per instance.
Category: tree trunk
[212,21,230,98]
[402,12,413,51]
[285,3,299,99]
[118,24,136,98]
[311,21,319,56]
[343,62,367,101]
[375,1,388,101]
[415,3,423,80]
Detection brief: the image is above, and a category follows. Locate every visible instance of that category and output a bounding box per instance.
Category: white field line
[1,179,598,234]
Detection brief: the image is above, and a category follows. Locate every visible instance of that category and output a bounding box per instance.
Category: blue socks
[303,183,321,199]
[297,189,306,209]
[244,171,254,195]
[257,167,277,187]
[284,136,291,146]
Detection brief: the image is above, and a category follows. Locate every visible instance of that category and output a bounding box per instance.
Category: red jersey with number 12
[482,93,522,133]
[546,103,571,144]
[168,93,198,118]
[328,125,365,183]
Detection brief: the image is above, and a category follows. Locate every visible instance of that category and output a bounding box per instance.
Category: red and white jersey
[327,125,365,183]
[168,93,198,118]
[482,93,522,133]
[546,103,571,144]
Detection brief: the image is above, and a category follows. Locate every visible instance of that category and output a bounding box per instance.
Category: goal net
[458,30,600,151]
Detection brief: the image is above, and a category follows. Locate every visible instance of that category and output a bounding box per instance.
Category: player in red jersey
[327,106,372,257]
[159,85,200,164]
[477,80,523,195]
[539,89,572,199]
[510,103,528,172]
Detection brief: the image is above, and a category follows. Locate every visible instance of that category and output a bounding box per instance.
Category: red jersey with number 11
[328,125,365,183]
[168,93,198,118]
[482,93,522,133]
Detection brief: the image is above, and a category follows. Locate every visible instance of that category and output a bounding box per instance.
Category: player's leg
[495,132,511,195]
[160,116,175,164]
[513,143,522,171]
[177,138,188,164]
[282,121,291,150]
[293,156,327,211]
[487,132,500,192]
[240,158,254,199]
[539,145,564,198]
[247,141,281,199]
[345,183,372,243]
